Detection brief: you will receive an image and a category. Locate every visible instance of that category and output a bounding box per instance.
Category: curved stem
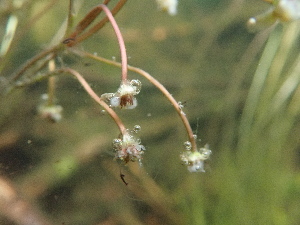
[65,0,75,36]
[132,67,197,151]
[67,0,127,47]
[75,50,197,151]
[66,3,128,81]
[97,4,127,81]
[59,68,126,134]
[66,0,111,40]
[9,46,58,82]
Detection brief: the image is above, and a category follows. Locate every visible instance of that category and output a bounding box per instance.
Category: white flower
[156,0,178,16]
[274,0,300,22]
[37,94,63,123]
[38,104,63,123]
[113,130,145,163]
[101,79,141,109]
[180,144,212,172]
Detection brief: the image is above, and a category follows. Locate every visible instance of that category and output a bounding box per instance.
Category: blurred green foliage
[0,0,300,224]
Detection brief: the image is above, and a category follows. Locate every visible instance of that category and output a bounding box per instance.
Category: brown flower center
[120,94,133,108]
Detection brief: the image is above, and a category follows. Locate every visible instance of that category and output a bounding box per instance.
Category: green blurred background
[0,0,300,224]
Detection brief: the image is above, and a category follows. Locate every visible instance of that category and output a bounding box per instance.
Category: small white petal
[188,160,205,172]
[110,96,120,107]
[125,97,138,109]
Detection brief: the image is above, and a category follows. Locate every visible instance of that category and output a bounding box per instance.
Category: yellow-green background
[0,0,299,224]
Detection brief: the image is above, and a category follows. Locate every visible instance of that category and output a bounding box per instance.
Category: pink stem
[74,50,198,151]
[60,68,126,134]
[96,4,128,81]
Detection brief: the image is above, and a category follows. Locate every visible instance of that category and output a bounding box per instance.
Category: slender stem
[67,0,111,41]
[66,0,127,47]
[132,67,197,151]
[65,0,75,36]
[9,46,58,82]
[97,4,127,81]
[47,60,56,105]
[58,68,126,134]
[75,50,197,151]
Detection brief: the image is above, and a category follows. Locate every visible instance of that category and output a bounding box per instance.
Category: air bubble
[200,145,212,159]
[133,125,141,133]
[112,138,122,150]
[183,141,192,150]
[201,149,212,159]
[138,159,143,167]
[130,79,142,94]
[136,138,141,144]
[193,134,197,140]
[101,110,106,114]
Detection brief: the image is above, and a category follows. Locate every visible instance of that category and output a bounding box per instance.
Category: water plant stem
[75,50,198,151]
[60,67,126,134]
[65,0,127,47]
[97,4,128,81]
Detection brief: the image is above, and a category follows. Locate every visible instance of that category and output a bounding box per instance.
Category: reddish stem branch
[67,0,111,40]
[65,0,127,47]
[97,4,128,81]
[58,68,126,134]
[75,50,198,151]
[10,46,58,82]
[65,2,128,81]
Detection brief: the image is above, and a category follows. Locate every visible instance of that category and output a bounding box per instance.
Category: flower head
[156,0,178,16]
[38,104,63,123]
[113,129,145,163]
[101,79,141,109]
[180,144,211,172]
[37,94,63,123]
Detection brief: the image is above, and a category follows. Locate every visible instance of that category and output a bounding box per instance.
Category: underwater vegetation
[0,0,300,224]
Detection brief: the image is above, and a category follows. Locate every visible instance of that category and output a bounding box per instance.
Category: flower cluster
[248,0,300,31]
[101,79,141,109]
[156,0,178,16]
[112,128,145,163]
[180,144,212,172]
[37,94,63,123]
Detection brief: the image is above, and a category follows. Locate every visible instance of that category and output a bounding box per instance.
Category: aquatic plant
[0,0,299,224]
